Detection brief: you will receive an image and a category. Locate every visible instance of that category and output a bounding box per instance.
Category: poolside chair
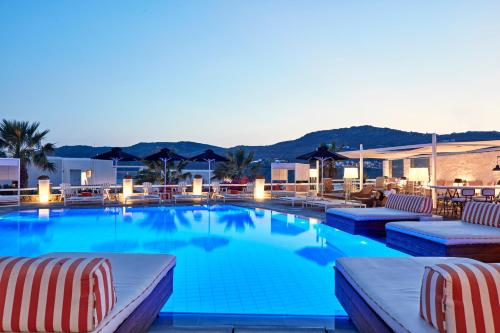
[124,182,162,204]
[0,194,20,207]
[473,187,496,203]
[335,256,499,333]
[60,183,106,206]
[450,187,475,217]
[278,191,319,207]
[218,182,255,202]
[0,252,176,333]
[326,194,441,237]
[386,201,500,262]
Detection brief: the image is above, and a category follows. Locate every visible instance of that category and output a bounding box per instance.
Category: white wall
[435,150,499,185]
[27,157,116,187]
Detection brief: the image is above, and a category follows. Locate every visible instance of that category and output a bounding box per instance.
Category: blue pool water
[0,205,407,317]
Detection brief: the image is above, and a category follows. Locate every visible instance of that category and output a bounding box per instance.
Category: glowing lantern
[343,167,359,179]
[192,175,203,195]
[123,176,133,199]
[38,176,51,203]
[254,176,265,200]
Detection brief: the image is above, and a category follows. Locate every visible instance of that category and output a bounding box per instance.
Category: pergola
[270,162,312,192]
[340,136,500,205]
[0,158,21,206]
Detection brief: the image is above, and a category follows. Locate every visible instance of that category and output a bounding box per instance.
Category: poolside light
[123,176,133,199]
[192,175,203,195]
[38,176,51,203]
[254,176,265,200]
[343,167,358,201]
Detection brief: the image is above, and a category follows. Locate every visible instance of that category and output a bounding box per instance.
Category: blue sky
[1,0,499,147]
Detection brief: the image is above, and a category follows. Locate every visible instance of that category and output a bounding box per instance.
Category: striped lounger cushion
[0,256,116,332]
[385,194,433,214]
[420,262,500,333]
[462,202,500,228]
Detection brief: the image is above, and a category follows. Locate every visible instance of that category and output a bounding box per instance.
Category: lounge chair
[60,183,106,206]
[349,185,374,204]
[306,198,366,212]
[326,194,439,237]
[172,193,208,203]
[335,256,497,333]
[217,183,254,202]
[278,191,319,207]
[386,201,500,262]
[124,182,161,204]
[0,252,176,333]
[0,194,20,207]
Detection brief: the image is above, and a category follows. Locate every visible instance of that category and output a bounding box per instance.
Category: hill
[54,125,500,161]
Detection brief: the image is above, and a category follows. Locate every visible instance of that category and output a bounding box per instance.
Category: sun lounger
[306,199,366,212]
[277,191,319,207]
[173,194,208,204]
[386,201,500,262]
[0,194,20,207]
[326,194,437,237]
[216,183,255,202]
[39,252,176,333]
[335,256,489,333]
[124,182,161,205]
[61,183,106,206]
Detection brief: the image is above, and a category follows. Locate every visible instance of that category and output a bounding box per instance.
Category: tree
[135,159,191,184]
[322,141,347,179]
[213,148,261,181]
[0,120,55,187]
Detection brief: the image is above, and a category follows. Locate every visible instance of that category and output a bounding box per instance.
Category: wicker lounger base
[326,213,419,237]
[334,267,392,333]
[386,230,500,263]
[115,268,174,333]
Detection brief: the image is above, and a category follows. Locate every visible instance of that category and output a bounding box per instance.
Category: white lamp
[122,176,133,199]
[343,167,359,179]
[409,168,429,183]
[254,176,265,200]
[38,176,50,203]
[192,175,203,195]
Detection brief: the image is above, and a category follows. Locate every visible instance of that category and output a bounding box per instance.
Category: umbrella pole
[321,158,324,198]
[163,159,167,200]
[208,159,212,202]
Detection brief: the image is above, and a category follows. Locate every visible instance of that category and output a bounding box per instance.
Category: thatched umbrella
[143,148,187,187]
[189,149,228,197]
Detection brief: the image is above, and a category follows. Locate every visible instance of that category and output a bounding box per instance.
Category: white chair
[124,182,161,204]
[61,183,106,206]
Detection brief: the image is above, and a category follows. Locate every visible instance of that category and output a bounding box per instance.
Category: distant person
[367,190,385,207]
[384,183,396,198]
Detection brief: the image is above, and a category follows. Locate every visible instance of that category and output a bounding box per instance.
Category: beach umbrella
[189,149,228,197]
[296,146,348,197]
[92,147,140,166]
[143,148,187,186]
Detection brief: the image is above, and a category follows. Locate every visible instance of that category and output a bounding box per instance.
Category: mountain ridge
[54,125,500,160]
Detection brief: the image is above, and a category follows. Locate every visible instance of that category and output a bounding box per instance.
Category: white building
[27,157,116,187]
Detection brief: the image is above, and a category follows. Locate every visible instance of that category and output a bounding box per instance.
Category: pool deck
[0,199,358,332]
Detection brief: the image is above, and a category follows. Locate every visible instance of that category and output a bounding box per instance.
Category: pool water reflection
[0,205,407,316]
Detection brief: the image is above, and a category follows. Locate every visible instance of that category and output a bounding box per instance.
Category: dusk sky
[1,0,499,148]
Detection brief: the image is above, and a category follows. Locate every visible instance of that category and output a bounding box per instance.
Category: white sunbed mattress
[38,252,176,333]
[336,257,478,333]
[327,207,426,221]
[386,221,500,245]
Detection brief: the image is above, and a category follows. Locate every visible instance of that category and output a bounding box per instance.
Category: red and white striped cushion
[0,256,116,332]
[462,202,500,228]
[385,194,433,214]
[420,262,500,333]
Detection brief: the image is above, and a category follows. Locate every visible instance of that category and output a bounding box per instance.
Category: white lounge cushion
[38,252,175,333]
[336,257,478,333]
[327,207,426,221]
[386,221,500,245]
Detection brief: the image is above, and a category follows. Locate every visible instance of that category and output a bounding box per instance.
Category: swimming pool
[0,205,407,317]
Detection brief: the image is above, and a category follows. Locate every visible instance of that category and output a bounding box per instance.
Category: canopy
[296,146,348,161]
[340,140,500,160]
[189,149,228,163]
[270,163,310,182]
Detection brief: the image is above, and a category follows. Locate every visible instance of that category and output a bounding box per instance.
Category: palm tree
[213,148,261,181]
[0,120,55,187]
[322,141,347,179]
[135,159,191,184]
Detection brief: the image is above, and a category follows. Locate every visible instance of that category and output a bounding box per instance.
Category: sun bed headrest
[420,262,500,333]
[385,194,433,214]
[0,256,116,332]
[462,202,500,228]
